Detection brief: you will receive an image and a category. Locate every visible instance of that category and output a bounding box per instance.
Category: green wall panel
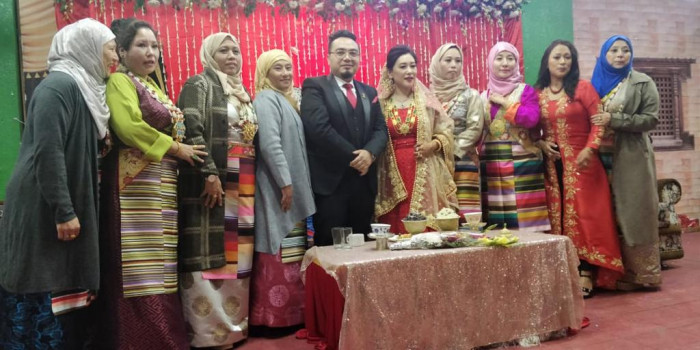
[521,0,574,85]
[0,0,22,201]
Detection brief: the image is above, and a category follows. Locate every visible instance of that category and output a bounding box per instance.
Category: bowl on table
[402,219,427,235]
[436,217,459,231]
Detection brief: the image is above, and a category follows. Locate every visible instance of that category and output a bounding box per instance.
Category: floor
[237,232,700,350]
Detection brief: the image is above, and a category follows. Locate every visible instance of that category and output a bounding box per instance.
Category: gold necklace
[387,98,417,135]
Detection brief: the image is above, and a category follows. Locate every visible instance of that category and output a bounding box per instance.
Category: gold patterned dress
[538,80,624,289]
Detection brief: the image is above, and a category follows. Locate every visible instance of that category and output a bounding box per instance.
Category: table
[301,232,584,350]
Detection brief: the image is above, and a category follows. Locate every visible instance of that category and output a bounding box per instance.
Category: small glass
[331,227,344,249]
[341,227,353,249]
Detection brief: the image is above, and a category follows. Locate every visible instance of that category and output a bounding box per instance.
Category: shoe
[579,270,594,299]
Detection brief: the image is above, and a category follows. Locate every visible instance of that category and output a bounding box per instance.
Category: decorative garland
[56,0,528,22]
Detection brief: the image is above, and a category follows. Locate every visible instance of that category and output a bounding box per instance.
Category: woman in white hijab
[0,18,116,349]
[177,32,258,348]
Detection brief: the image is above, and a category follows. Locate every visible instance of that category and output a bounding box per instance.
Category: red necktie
[343,83,357,109]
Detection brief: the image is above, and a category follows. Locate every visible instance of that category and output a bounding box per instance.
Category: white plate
[368,233,396,240]
[460,222,487,228]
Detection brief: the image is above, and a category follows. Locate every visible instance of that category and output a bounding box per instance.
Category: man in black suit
[301,30,388,246]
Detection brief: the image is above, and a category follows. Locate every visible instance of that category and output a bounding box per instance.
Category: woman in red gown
[534,40,623,297]
[375,45,457,233]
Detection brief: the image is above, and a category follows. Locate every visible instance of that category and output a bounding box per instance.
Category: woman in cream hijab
[250,49,315,328]
[429,43,485,217]
[177,32,258,348]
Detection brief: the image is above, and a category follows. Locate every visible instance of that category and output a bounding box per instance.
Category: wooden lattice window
[633,58,695,150]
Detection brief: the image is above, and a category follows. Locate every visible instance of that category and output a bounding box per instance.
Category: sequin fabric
[301,232,584,349]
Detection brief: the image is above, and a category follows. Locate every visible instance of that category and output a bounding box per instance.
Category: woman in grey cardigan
[0,19,116,348]
[250,49,315,328]
[591,35,661,291]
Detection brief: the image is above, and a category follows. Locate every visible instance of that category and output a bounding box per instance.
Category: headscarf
[429,43,469,103]
[591,35,633,98]
[200,32,251,104]
[486,41,522,96]
[48,18,115,139]
[254,50,299,113]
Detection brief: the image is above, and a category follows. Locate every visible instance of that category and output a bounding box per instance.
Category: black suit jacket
[300,75,388,196]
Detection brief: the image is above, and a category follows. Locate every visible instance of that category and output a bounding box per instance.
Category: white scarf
[48,18,115,139]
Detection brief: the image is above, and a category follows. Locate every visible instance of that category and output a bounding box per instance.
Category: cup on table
[464,212,482,225]
[370,223,391,235]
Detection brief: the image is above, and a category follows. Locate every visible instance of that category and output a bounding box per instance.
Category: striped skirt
[120,156,178,297]
[454,158,481,216]
[480,141,550,232]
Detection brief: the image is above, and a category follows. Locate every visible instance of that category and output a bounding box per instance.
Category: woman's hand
[281,185,293,212]
[576,147,594,171]
[57,217,80,241]
[415,140,440,159]
[201,175,224,208]
[488,93,511,108]
[590,112,611,126]
[172,142,208,166]
[537,140,560,160]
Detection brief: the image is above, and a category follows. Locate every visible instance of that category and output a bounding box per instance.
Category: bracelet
[433,139,442,152]
[173,141,181,155]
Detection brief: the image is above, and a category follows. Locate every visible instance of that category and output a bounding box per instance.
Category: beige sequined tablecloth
[300,231,584,350]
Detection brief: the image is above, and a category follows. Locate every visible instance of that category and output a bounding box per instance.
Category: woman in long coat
[591,35,661,290]
[177,32,258,347]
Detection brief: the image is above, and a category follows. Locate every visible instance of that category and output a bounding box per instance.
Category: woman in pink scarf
[479,42,550,232]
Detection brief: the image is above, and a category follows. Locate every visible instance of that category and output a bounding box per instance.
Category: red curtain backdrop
[56,1,522,101]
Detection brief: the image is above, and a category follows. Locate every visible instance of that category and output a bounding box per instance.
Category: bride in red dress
[374,45,457,233]
[534,40,623,297]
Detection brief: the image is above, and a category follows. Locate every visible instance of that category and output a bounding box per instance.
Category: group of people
[0,16,662,349]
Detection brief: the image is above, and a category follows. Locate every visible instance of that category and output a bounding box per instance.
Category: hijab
[48,18,115,139]
[429,43,469,103]
[591,35,633,98]
[486,41,522,96]
[200,32,251,104]
[254,50,299,113]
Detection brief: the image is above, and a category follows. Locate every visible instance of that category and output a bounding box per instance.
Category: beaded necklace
[127,71,186,142]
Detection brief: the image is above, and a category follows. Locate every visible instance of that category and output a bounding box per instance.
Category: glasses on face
[331,50,360,59]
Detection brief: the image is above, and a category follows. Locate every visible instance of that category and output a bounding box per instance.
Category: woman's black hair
[114,20,157,61]
[386,45,417,71]
[534,39,580,99]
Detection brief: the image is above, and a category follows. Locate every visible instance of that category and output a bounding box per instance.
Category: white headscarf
[48,18,115,139]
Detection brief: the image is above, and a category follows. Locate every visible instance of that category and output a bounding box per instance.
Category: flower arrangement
[57,0,527,22]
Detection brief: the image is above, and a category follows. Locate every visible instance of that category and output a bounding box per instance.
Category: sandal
[579,270,594,299]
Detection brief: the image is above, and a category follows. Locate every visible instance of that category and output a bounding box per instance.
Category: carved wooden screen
[633,58,695,150]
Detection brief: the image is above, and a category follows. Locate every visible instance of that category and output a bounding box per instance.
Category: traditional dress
[429,43,485,216]
[591,35,661,288]
[177,33,258,347]
[480,42,550,232]
[0,19,113,349]
[538,80,624,288]
[97,66,189,348]
[375,71,457,232]
[250,50,316,328]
